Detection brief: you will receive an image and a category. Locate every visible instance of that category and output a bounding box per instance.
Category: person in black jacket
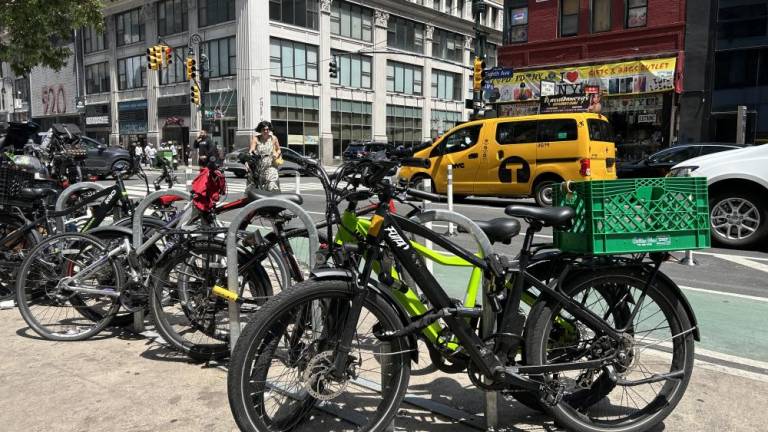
[193,129,218,169]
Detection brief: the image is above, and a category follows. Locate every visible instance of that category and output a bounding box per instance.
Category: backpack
[191,167,227,212]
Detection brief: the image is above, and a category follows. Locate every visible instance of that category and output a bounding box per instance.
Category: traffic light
[147,46,159,70]
[190,83,201,106]
[472,57,486,92]
[186,57,197,81]
[329,57,338,79]
[164,45,173,66]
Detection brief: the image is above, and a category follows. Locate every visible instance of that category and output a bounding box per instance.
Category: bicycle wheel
[228,280,411,432]
[0,214,39,302]
[15,233,122,341]
[525,268,695,432]
[149,240,273,360]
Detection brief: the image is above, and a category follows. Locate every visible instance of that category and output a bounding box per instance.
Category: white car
[670,144,768,248]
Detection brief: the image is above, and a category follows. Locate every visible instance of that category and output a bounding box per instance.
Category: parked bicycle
[227,151,699,432]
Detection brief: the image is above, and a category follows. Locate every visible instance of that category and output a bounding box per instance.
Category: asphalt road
[119,171,768,369]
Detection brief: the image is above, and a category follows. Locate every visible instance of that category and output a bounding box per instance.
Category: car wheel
[533,179,560,207]
[709,189,768,249]
[410,175,435,194]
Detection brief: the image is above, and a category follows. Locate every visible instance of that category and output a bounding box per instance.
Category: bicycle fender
[310,267,420,363]
[654,270,700,341]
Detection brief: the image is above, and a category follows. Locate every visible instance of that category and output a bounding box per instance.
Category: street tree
[0,0,104,75]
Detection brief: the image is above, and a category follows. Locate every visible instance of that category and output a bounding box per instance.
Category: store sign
[488,57,677,103]
[498,102,539,117]
[119,121,148,134]
[86,116,109,125]
[118,100,148,111]
[540,94,590,114]
[602,94,663,113]
[540,80,556,97]
[637,114,657,123]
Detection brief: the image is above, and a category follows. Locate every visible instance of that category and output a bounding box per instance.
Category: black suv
[342,141,392,161]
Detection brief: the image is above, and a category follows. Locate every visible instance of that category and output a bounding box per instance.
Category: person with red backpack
[191,165,227,213]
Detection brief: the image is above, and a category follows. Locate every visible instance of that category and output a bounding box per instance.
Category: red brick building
[496,0,686,161]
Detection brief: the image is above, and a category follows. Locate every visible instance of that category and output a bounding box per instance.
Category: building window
[714,49,759,90]
[82,24,106,54]
[431,69,462,101]
[431,110,462,138]
[85,62,110,94]
[331,99,373,157]
[330,1,373,42]
[387,104,423,148]
[386,61,423,95]
[486,43,497,67]
[201,37,236,78]
[117,55,147,90]
[387,16,424,53]
[432,28,464,62]
[198,0,236,27]
[160,47,187,84]
[717,1,768,42]
[269,0,319,30]
[15,77,29,101]
[561,0,579,36]
[331,51,372,89]
[433,0,441,12]
[491,7,499,29]
[506,1,528,43]
[158,0,188,36]
[626,0,648,28]
[270,38,318,81]
[592,0,612,33]
[115,8,144,46]
[270,92,320,155]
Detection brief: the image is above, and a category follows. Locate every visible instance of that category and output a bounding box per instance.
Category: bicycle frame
[336,204,636,385]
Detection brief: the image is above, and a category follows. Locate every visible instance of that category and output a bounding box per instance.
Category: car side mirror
[97,144,107,151]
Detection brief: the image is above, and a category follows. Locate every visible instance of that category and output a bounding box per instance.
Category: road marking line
[695,250,768,262]
[706,253,768,273]
[680,285,768,302]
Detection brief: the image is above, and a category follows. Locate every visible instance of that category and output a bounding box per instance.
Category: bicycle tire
[525,268,695,432]
[0,213,39,302]
[15,232,122,341]
[149,240,273,360]
[228,279,411,432]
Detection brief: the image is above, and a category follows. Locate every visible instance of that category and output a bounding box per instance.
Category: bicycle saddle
[474,218,521,245]
[20,187,58,200]
[504,205,574,228]
[245,187,303,206]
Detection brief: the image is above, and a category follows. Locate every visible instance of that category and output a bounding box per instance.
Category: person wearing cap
[249,121,282,191]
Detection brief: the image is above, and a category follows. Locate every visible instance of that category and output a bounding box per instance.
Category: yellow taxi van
[399,112,617,206]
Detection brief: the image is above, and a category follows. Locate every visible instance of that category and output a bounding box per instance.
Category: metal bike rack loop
[132,190,192,332]
[54,182,106,232]
[410,209,499,429]
[226,198,319,351]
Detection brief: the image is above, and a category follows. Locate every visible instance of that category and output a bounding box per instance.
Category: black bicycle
[227,152,698,432]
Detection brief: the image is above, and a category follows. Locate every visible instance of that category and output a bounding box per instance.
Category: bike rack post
[446,164,456,236]
[681,250,697,266]
[54,182,106,232]
[411,210,498,429]
[380,341,395,432]
[226,198,319,352]
[132,189,192,333]
[421,178,434,274]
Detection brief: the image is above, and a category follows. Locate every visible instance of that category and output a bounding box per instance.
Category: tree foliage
[0,0,104,75]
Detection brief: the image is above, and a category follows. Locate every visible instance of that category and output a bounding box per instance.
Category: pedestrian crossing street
[121,177,326,200]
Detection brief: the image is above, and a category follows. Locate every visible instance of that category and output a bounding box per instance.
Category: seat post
[521,221,542,257]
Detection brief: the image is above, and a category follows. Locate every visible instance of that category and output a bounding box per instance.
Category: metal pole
[681,250,697,266]
[422,178,434,273]
[736,105,747,145]
[295,170,301,194]
[185,167,193,192]
[472,0,486,117]
[381,341,395,432]
[446,164,455,236]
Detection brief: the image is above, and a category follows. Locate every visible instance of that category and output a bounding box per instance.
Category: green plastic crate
[554,177,711,255]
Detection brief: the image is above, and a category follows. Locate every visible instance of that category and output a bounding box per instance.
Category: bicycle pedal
[541,382,565,407]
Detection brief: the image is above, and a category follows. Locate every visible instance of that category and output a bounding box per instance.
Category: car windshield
[346,145,365,152]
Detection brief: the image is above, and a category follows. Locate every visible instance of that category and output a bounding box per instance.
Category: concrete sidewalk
[1,308,767,432]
